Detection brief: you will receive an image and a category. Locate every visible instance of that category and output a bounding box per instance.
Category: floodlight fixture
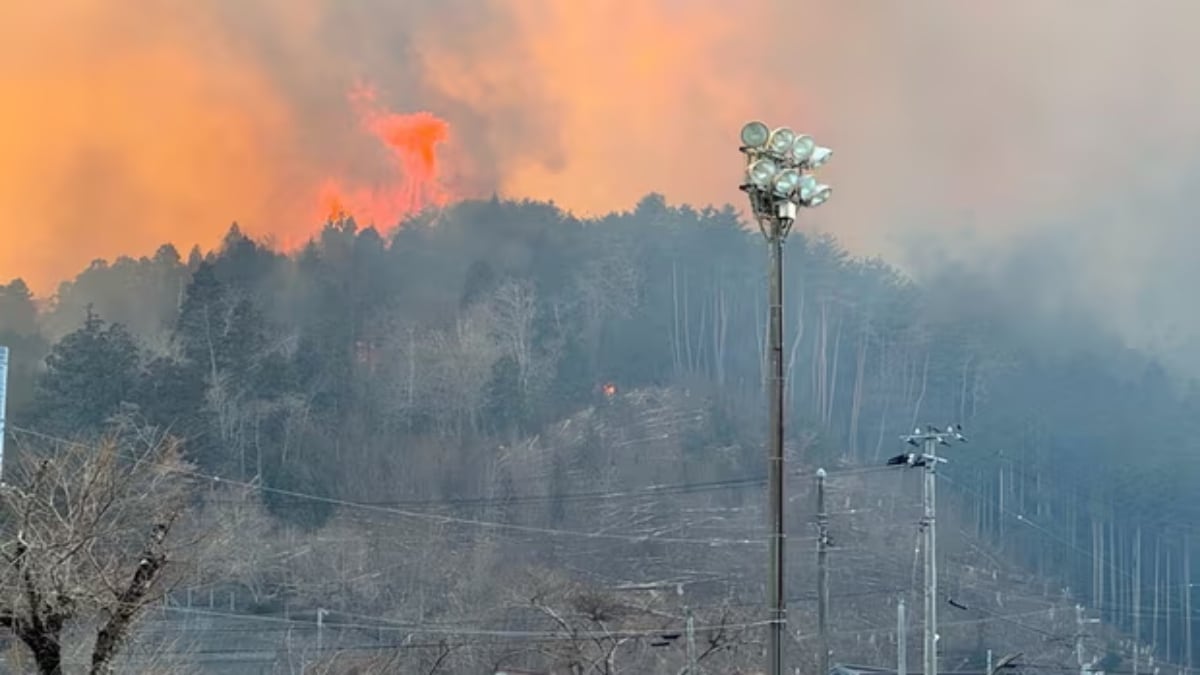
[746,158,780,189]
[767,127,796,157]
[798,174,818,200]
[808,146,832,168]
[807,185,832,207]
[789,135,816,165]
[741,121,770,150]
[772,168,801,198]
[806,183,835,205]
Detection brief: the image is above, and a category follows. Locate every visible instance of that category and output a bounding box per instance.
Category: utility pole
[923,434,938,675]
[1135,526,1142,675]
[898,596,907,675]
[1185,536,1193,675]
[818,468,830,675]
[316,607,328,662]
[889,424,967,675]
[686,607,697,675]
[1077,604,1087,675]
[1077,604,1100,675]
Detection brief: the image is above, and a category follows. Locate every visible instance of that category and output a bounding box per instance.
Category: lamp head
[807,184,832,207]
[746,158,780,189]
[772,168,802,198]
[789,135,816,165]
[740,121,770,150]
[798,174,818,201]
[808,146,832,168]
[767,127,796,157]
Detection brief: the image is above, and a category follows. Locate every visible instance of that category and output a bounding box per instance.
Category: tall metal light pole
[887,424,968,675]
[739,121,833,675]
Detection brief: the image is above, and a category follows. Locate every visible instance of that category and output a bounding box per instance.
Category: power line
[7,424,891,545]
[790,606,1080,642]
[938,472,1140,585]
[7,425,769,547]
[149,604,771,640]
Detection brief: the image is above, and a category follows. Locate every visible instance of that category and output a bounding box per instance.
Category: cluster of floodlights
[739,121,832,216]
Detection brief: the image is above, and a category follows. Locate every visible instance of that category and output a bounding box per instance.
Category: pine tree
[33,307,140,436]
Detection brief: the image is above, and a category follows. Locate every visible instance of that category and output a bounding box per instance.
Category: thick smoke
[3,1,1200,370]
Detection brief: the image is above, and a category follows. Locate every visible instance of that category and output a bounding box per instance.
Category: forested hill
[1,194,1198,665]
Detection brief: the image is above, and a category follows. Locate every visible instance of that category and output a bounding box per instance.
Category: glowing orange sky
[4,0,1200,300]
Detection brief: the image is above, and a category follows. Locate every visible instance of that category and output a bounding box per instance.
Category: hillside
[0,197,1195,672]
[38,384,1115,674]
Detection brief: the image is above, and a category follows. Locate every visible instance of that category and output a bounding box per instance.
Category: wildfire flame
[317,83,451,227]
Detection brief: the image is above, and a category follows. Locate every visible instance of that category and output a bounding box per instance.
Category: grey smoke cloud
[5,0,1200,374]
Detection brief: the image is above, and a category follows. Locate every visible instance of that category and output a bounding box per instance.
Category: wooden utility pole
[1077,604,1090,675]
[1154,536,1161,653]
[1167,547,1174,662]
[1077,604,1100,675]
[1135,526,1142,675]
[1185,535,1193,674]
[313,607,328,672]
[685,607,697,674]
[818,468,830,675]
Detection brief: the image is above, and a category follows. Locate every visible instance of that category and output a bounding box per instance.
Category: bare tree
[419,306,501,437]
[489,279,538,401]
[490,574,758,675]
[0,435,205,675]
[309,640,458,675]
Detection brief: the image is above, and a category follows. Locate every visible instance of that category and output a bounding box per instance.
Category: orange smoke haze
[5,0,1200,322]
[317,85,450,226]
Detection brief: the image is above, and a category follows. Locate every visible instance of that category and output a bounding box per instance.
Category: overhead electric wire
[6,424,888,547]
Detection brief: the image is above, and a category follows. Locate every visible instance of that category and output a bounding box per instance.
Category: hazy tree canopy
[6,195,1200,669]
[30,308,140,437]
[0,279,47,412]
[0,279,37,335]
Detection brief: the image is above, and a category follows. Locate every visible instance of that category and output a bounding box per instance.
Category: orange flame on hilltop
[318,84,451,227]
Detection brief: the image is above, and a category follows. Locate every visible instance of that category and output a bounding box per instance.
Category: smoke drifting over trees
[4,1,1200,670]
[0,194,1197,671]
[8,1,1200,374]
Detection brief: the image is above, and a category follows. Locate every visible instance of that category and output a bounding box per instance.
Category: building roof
[832,664,986,675]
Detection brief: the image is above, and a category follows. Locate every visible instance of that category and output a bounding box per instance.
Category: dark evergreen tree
[175,261,228,378]
[0,279,48,413]
[135,355,208,443]
[32,308,140,436]
[0,279,38,335]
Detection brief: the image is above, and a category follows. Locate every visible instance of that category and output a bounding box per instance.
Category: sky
[3,0,1200,369]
